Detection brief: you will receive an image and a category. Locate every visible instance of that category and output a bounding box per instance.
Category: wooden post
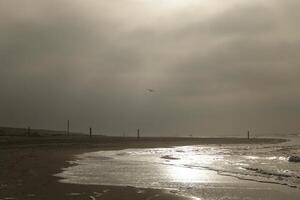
[247,130,250,139]
[89,127,92,137]
[137,129,140,139]
[67,120,70,136]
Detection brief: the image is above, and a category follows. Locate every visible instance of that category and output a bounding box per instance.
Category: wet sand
[0,136,296,200]
[0,138,188,200]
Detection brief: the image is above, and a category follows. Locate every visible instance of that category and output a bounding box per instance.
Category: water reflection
[57,142,300,190]
[165,165,210,183]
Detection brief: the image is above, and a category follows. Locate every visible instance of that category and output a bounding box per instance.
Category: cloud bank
[1,0,300,136]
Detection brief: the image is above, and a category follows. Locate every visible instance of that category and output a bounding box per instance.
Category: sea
[56,136,300,199]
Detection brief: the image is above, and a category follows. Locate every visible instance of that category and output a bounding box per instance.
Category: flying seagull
[146,89,155,93]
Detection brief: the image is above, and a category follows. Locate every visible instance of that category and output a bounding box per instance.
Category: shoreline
[0,136,287,148]
[0,137,296,200]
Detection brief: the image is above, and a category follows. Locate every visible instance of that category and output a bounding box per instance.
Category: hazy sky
[1,0,300,136]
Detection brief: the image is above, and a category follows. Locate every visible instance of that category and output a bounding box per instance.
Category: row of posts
[25,120,249,139]
[26,124,141,139]
[67,120,93,137]
[65,120,141,139]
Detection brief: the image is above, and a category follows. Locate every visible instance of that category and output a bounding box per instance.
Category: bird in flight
[146,89,155,93]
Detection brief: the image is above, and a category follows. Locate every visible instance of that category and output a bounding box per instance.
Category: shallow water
[56,137,300,198]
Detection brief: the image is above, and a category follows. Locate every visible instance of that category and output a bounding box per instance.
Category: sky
[1,0,300,136]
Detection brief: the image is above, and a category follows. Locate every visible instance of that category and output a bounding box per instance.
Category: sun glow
[139,0,237,20]
[144,0,204,12]
[153,0,196,9]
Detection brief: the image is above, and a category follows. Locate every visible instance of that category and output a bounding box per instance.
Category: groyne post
[67,120,70,136]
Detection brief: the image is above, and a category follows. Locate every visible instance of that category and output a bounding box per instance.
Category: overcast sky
[1,0,300,136]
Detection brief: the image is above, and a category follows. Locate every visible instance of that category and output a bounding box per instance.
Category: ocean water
[56,137,300,198]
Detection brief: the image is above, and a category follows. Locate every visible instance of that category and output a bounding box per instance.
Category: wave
[177,162,300,189]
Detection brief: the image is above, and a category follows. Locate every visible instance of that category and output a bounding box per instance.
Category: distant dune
[0,126,83,137]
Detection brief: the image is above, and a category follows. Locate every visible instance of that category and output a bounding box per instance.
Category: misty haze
[0,0,300,200]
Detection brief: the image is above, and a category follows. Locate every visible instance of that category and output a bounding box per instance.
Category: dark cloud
[1,0,300,136]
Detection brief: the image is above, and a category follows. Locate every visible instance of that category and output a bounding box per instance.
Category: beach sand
[0,136,298,200]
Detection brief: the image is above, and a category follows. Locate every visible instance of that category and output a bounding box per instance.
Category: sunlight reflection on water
[165,165,210,183]
[57,139,300,195]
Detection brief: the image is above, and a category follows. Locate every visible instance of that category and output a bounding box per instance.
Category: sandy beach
[0,136,299,200]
